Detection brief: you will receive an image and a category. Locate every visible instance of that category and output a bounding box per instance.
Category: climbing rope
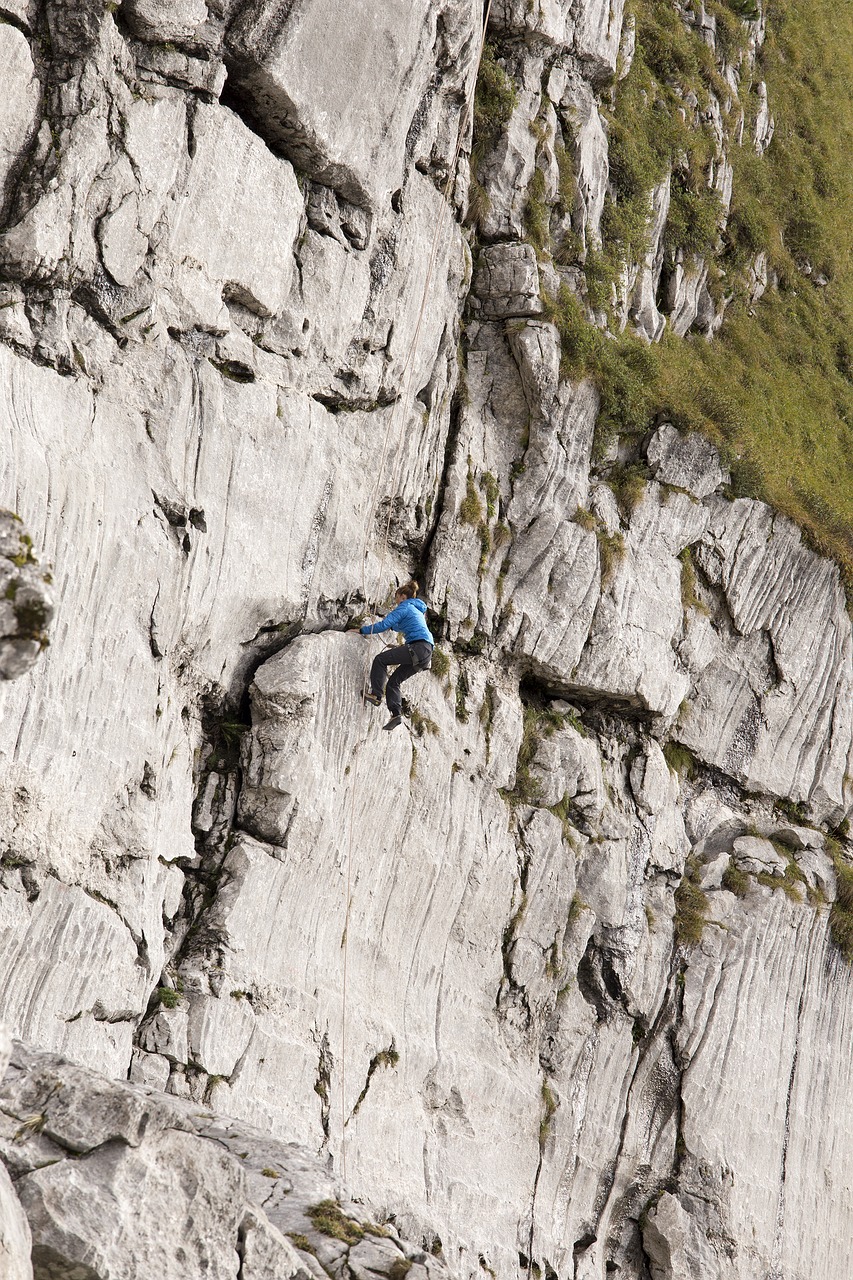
[340,0,495,1185]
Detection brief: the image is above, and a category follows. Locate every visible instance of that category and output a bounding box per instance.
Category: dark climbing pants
[370,641,433,715]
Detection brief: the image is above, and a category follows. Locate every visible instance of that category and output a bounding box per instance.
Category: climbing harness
[339,0,495,1184]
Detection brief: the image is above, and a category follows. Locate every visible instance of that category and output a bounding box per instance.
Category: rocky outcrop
[0,1035,452,1280]
[1,0,852,1278]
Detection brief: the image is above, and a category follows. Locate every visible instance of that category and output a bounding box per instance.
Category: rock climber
[356,579,434,731]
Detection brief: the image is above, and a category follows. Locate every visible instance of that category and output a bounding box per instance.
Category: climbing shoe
[382,714,402,731]
[363,690,382,707]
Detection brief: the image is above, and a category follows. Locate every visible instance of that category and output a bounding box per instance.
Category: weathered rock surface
[0,1037,449,1280]
[1,0,852,1278]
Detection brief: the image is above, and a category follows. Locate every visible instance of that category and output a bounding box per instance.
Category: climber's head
[395,579,419,603]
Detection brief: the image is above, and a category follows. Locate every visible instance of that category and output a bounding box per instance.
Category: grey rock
[664,254,710,337]
[753,80,775,154]
[574,0,626,81]
[556,72,608,251]
[0,24,40,216]
[0,1159,32,1280]
[646,422,730,498]
[0,3,851,1277]
[226,0,477,211]
[471,243,543,319]
[122,0,209,41]
[731,835,788,876]
[628,176,670,341]
[699,852,730,891]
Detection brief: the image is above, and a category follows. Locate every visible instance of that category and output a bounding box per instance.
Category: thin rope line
[340,0,493,1187]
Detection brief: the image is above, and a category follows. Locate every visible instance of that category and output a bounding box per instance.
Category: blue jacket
[361,597,434,645]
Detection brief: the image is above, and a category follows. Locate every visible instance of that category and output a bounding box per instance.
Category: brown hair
[397,579,419,599]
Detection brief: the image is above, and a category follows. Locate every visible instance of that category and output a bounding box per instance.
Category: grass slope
[652,0,853,587]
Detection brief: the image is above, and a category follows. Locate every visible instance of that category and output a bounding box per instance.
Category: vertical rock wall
[1,2,852,1278]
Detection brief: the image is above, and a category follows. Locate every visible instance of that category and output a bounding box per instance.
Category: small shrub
[157,986,180,1009]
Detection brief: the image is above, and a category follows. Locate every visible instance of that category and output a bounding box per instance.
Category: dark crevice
[218,77,292,162]
[347,1043,399,1123]
[314,1033,333,1145]
[419,367,467,609]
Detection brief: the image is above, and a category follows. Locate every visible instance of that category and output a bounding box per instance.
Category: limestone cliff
[1,2,852,1279]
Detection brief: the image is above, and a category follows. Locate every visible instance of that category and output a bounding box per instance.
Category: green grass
[674,859,710,946]
[307,1202,364,1245]
[430,646,450,679]
[829,851,853,962]
[469,0,853,586]
[459,464,484,526]
[722,861,751,898]
[678,547,707,616]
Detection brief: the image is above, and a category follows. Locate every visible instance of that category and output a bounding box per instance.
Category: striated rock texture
[1,1,852,1279]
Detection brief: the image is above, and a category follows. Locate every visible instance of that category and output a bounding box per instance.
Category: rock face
[0,1037,451,1280]
[1,1,852,1279]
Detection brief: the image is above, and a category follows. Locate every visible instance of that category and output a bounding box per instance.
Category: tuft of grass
[459,464,484,527]
[473,42,517,154]
[430,646,450,679]
[674,859,710,947]
[455,668,470,723]
[525,167,550,256]
[409,708,439,738]
[157,986,181,1009]
[829,852,853,961]
[722,861,751,897]
[307,1201,364,1245]
[608,463,649,521]
[287,1234,316,1255]
[662,740,698,779]
[596,526,626,587]
[678,546,708,616]
[480,471,500,521]
[539,1079,559,1149]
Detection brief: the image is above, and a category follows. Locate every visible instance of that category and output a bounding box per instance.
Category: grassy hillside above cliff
[651,0,853,588]
[476,0,853,590]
